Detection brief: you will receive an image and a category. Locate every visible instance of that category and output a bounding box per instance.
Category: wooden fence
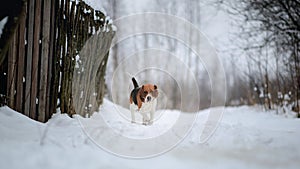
[1,0,113,122]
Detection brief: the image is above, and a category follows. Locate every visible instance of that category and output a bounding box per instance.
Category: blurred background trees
[94,0,299,116]
[216,0,300,116]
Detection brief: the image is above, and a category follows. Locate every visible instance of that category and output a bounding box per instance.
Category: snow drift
[0,99,300,169]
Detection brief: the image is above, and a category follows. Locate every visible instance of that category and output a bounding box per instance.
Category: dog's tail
[132,77,139,88]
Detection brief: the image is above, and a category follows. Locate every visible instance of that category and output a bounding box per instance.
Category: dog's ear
[152,85,158,97]
[142,85,144,90]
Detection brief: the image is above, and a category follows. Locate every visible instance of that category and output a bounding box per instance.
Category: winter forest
[97,0,300,115]
[0,0,300,169]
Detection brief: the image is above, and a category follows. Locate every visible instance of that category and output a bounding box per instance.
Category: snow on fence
[1,0,114,122]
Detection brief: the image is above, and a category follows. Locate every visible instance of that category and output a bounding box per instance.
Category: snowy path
[0,99,299,169]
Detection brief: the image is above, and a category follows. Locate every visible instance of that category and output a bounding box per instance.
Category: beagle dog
[129,77,158,125]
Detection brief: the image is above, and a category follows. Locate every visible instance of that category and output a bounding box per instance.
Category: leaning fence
[1,0,114,122]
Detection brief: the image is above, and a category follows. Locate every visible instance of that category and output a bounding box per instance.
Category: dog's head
[140,84,158,103]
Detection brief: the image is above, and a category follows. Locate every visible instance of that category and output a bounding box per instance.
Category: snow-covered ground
[0,99,299,169]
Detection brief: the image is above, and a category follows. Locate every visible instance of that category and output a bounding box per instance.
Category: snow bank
[0,100,299,169]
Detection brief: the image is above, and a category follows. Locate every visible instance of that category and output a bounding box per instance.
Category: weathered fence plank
[50,0,62,117]
[38,0,51,122]
[7,30,17,108]
[15,5,27,113]
[24,0,35,117]
[60,0,67,114]
[45,0,57,120]
[29,0,41,120]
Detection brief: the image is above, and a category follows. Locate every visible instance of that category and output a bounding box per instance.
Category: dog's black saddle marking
[131,87,140,105]
[131,77,140,105]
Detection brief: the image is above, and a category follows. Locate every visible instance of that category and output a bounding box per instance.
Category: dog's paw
[142,119,153,126]
[148,121,153,125]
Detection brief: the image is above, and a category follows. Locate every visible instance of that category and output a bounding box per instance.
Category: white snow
[0,99,300,169]
[284,94,290,100]
[0,16,8,38]
[75,55,81,69]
